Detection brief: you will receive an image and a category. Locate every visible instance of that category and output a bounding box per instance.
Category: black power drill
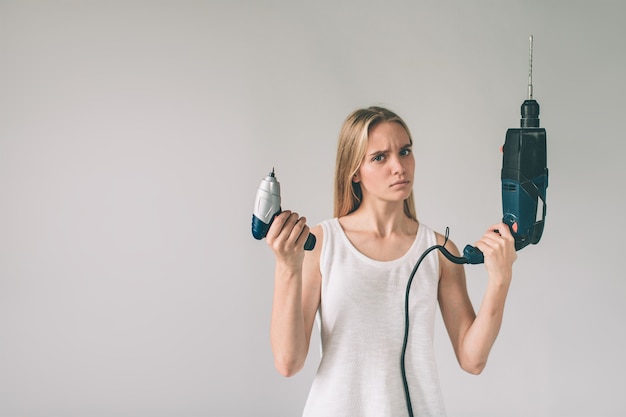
[453,35,549,264]
[403,36,548,417]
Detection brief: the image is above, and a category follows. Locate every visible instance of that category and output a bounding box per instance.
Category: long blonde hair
[333,106,417,219]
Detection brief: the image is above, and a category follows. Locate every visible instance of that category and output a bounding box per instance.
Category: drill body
[502,99,548,251]
[251,169,316,250]
[251,169,282,242]
[457,99,548,265]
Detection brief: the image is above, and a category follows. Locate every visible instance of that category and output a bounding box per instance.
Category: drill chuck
[521,99,540,128]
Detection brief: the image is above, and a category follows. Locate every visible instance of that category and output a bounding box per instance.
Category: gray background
[1,1,625,416]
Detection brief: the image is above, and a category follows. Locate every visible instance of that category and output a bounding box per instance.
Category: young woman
[266,106,517,416]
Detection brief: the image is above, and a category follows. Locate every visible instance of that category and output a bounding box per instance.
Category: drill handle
[462,245,485,265]
[304,233,317,251]
[438,244,483,265]
[251,211,316,251]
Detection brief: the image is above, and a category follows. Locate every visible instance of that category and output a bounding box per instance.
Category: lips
[390,180,410,187]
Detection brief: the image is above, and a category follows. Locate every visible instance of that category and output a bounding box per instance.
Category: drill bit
[528,35,534,100]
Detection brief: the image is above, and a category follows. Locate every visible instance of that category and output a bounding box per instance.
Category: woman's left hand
[473,222,517,284]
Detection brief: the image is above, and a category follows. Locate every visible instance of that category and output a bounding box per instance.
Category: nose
[390,155,405,175]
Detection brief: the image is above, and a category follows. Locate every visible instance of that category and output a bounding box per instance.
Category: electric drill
[251,168,316,251]
[457,35,549,264]
[403,36,548,417]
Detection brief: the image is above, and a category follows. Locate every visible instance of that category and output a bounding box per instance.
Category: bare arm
[438,222,517,374]
[267,211,321,377]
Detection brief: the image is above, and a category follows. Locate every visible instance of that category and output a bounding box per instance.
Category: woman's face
[355,121,415,205]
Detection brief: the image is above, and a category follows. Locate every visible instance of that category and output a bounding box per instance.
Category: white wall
[1,1,624,416]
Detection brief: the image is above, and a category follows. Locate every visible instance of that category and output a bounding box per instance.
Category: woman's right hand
[265,210,311,267]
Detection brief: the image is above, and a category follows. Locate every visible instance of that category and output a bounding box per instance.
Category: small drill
[251,168,316,251]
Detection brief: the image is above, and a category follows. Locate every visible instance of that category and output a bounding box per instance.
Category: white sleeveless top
[302,218,446,417]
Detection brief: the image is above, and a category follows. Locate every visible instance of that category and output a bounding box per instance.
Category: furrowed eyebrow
[368,144,412,156]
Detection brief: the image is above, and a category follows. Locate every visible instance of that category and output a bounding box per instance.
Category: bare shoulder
[434,231,461,255]
[435,230,471,320]
[310,223,324,239]
[434,231,464,280]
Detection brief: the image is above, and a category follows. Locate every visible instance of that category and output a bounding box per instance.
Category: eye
[400,147,412,157]
[372,154,385,162]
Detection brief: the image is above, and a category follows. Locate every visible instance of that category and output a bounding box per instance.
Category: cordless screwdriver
[251,168,316,251]
[444,35,548,265]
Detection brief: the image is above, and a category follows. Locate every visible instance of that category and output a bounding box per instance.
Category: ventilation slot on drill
[502,183,517,192]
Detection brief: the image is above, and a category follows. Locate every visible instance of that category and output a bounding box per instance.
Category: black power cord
[401,228,468,417]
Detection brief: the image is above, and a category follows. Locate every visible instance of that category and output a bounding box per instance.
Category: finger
[477,229,501,246]
[285,216,307,245]
[485,224,502,236]
[493,222,514,239]
[486,225,515,251]
[474,229,505,253]
[271,212,303,248]
[284,212,301,232]
[474,239,495,254]
[266,210,292,240]
[292,218,310,248]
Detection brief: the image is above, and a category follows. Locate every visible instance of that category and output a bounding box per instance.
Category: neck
[348,201,416,238]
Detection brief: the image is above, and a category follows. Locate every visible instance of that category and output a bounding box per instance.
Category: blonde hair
[333,106,417,219]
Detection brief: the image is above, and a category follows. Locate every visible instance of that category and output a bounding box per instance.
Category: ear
[352,173,360,183]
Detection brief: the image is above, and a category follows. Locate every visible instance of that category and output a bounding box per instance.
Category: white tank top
[302,218,447,417]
